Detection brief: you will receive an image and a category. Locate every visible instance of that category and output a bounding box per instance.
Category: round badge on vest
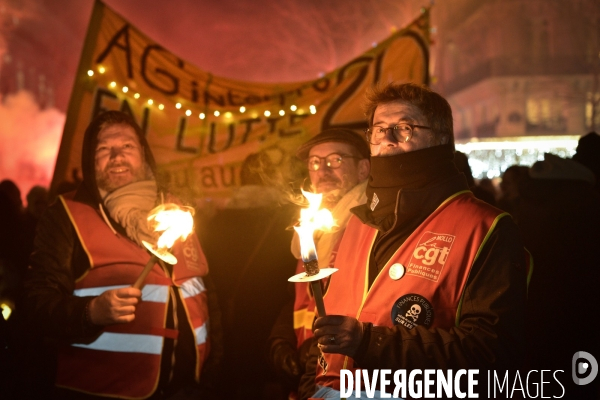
[391,293,434,330]
[389,263,405,280]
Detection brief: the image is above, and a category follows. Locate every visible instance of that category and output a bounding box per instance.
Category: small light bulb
[148,99,154,105]
[110,81,116,88]
[214,110,220,117]
[175,103,181,109]
[134,93,140,99]
[279,110,285,116]
[309,105,317,114]
[158,104,165,110]
[290,105,297,111]
[98,66,106,74]
[122,86,128,93]
[87,70,94,77]
[240,106,246,113]
[225,112,232,118]
[264,110,271,117]
[185,110,192,116]
[199,113,206,119]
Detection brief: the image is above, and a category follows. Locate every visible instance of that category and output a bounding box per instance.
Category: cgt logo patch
[406,231,455,282]
[181,239,203,272]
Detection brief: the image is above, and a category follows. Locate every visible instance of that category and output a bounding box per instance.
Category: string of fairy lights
[86,66,318,121]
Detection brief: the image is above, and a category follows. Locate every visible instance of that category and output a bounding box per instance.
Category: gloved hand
[270,340,301,387]
[313,315,364,358]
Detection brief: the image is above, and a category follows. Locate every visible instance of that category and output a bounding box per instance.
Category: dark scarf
[365,144,458,225]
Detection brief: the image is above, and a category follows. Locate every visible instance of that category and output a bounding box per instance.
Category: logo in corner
[573,351,598,385]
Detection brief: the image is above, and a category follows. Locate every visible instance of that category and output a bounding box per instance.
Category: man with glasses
[301,129,371,209]
[268,128,370,398]
[300,83,529,399]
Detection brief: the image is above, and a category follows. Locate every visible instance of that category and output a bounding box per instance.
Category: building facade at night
[432,0,600,178]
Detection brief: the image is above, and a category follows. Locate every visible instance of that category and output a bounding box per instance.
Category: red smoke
[0,91,65,203]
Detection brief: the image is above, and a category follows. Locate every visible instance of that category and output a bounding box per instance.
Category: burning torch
[288,190,338,317]
[132,203,195,290]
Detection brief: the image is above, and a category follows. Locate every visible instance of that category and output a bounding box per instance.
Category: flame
[1,302,12,320]
[294,189,335,262]
[147,203,195,250]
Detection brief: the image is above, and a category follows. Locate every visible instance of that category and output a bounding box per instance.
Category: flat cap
[295,128,370,160]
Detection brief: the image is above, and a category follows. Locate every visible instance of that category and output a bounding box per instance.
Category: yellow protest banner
[52,0,429,204]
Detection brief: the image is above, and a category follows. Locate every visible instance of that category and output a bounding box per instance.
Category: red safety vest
[55,196,210,399]
[315,191,511,390]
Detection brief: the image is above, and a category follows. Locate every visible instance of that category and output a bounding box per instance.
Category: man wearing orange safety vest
[22,111,220,399]
[300,83,530,399]
[268,128,370,398]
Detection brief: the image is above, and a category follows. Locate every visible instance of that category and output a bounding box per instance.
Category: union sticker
[391,293,434,330]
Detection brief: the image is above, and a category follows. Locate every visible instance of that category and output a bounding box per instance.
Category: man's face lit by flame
[307,142,369,209]
[95,123,148,193]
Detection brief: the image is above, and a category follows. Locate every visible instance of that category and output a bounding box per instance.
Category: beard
[315,175,355,210]
[321,189,343,210]
[96,161,149,193]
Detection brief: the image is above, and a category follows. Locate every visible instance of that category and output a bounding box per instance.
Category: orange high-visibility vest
[55,196,210,399]
[315,191,510,390]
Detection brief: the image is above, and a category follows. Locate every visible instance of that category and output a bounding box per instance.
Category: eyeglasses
[364,122,431,145]
[307,153,359,171]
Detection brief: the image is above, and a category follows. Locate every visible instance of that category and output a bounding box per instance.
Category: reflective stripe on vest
[75,284,170,303]
[195,323,208,346]
[315,191,508,390]
[180,277,206,298]
[72,332,163,354]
